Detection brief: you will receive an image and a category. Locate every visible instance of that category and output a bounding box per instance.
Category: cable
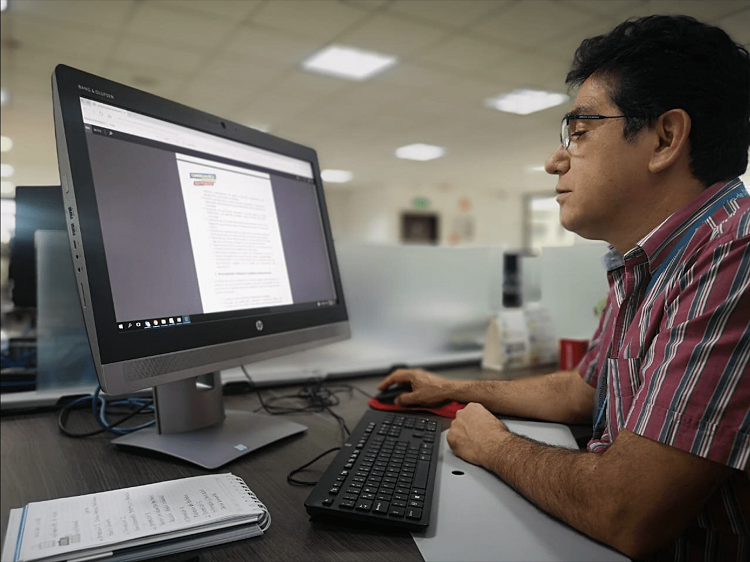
[58,385,155,438]
[242,371,359,438]
[240,365,376,484]
[287,447,341,486]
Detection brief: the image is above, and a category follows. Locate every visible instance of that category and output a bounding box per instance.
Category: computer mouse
[375,383,412,405]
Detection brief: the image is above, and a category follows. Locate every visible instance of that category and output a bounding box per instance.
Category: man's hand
[376,368,454,407]
[446,402,510,468]
[442,404,736,560]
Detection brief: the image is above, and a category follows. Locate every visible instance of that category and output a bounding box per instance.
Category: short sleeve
[625,235,750,470]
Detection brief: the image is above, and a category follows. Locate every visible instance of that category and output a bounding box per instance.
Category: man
[378,15,749,562]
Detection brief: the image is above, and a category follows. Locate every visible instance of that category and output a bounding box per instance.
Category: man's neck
[609,175,706,254]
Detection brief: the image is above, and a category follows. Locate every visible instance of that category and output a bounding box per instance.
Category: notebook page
[13,473,263,562]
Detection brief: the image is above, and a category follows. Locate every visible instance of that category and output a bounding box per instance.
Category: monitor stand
[112,372,306,469]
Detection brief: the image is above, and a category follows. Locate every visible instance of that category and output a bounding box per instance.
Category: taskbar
[117,315,191,332]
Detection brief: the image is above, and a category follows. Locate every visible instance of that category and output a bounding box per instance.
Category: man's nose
[545,145,569,175]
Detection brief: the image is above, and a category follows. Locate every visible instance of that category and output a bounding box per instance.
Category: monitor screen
[52,64,350,468]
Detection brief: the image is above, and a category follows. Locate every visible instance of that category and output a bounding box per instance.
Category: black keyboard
[304,409,440,531]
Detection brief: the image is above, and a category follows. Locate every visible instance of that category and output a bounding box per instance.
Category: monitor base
[112,409,306,469]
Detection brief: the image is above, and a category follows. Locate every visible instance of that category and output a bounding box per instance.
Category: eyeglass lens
[560,117,570,149]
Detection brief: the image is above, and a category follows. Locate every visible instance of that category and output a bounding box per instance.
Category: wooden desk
[1,364,576,562]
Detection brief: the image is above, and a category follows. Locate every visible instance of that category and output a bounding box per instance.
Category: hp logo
[255,320,264,331]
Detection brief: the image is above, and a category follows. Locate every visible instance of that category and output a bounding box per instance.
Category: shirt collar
[602,246,624,272]
[632,178,745,272]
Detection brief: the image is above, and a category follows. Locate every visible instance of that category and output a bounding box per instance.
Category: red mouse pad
[368,397,465,418]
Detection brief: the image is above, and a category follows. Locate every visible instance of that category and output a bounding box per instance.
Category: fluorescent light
[1,136,13,152]
[0,0,7,13]
[395,144,446,161]
[303,45,397,81]
[1,199,15,244]
[0,88,8,106]
[485,89,569,115]
[0,164,14,178]
[321,169,353,183]
[246,122,270,133]
[1,180,15,197]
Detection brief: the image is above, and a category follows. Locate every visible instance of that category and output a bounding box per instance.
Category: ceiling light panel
[321,169,353,183]
[302,45,397,81]
[395,144,446,161]
[485,88,569,115]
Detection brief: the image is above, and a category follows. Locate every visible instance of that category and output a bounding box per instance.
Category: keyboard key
[414,461,430,489]
[389,506,405,517]
[373,501,390,514]
[356,500,373,511]
[406,508,423,520]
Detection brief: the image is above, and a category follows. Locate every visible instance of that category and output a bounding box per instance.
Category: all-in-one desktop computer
[52,64,350,469]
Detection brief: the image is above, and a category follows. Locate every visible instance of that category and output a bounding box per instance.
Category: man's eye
[571,131,586,139]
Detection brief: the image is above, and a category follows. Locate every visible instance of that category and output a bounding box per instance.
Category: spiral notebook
[1,473,269,562]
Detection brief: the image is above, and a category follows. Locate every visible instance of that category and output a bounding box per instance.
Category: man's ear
[649,109,691,174]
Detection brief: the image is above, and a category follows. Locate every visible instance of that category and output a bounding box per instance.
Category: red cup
[559,339,589,370]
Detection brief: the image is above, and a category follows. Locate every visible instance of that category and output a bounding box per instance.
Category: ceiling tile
[336,12,450,58]
[339,0,391,10]
[7,13,119,62]
[7,49,103,91]
[7,0,137,32]
[647,1,750,23]
[534,17,623,64]
[559,0,648,17]
[233,90,321,128]
[483,50,571,92]
[373,62,455,90]
[111,37,205,75]
[469,0,601,49]
[99,62,187,98]
[387,0,512,29]
[250,0,371,40]
[221,24,325,65]
[153,0,263,20]
[271,70,351,99]
[189,57,287,96]
[414,35,519,74]
[124,3,239,51]
[715,7,750,46]
[304,83,414,128]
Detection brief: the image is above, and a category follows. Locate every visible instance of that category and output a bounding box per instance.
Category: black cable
[255,381,354,437]
[287,446,341,486]
[240,365,370,484]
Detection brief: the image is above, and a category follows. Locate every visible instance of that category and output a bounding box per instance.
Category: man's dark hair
[566,15,750,187]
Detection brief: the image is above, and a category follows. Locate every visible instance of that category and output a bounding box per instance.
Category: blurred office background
[1,0,749,311]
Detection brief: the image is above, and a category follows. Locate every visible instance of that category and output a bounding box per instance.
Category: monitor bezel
[52,64,349,386]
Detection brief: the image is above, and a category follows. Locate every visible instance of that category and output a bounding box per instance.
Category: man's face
[545,75,654,247]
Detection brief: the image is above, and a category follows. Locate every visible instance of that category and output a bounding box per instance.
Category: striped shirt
[578,178,750,561]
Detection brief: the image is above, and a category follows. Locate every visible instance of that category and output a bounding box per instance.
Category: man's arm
[378,368,595,424]
[447,403,734,560]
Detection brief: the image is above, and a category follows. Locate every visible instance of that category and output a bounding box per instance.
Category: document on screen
[175,153,293,314]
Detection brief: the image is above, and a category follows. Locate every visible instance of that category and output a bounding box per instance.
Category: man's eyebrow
[566,105,597,116]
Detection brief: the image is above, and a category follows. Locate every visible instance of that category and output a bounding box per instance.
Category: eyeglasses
[560,114,628,149]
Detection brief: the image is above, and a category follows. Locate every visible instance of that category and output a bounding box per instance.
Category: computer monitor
[8,185,66,309]
[51,64,350,468]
